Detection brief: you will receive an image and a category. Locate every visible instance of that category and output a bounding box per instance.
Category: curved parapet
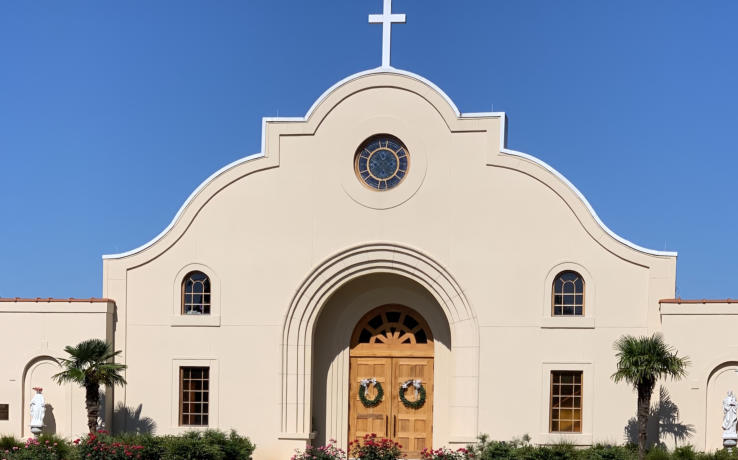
[102,66,676,263]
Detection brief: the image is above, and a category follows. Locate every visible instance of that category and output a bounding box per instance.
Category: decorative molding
[538,362,594,446]
[171,263,221,326]
[540,317,595,329]
[280,242,480,441]
[169,358,219,431]
[540,262,595,328]
[340,117,427,210]
[661,304,738,315]
[102,67,677,261]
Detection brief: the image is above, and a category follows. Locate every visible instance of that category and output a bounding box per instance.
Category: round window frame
[353,134,411,191]
[338,116,428,210]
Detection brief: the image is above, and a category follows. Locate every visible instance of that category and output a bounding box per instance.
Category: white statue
[29,387,45,436]
[723,391,738,447]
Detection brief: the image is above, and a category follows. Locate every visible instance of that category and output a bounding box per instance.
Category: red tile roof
[660,298,738,304]
[0,297,113,303]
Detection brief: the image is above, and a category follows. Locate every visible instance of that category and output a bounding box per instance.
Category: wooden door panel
[349,357,392,441]
[349,306,435,456]
[391,357,433,457]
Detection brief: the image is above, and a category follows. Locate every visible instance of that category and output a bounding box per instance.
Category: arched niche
[705,362,738,451]
[22,356,69,438]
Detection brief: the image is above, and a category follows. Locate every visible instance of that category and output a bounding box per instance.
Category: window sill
[536,432,592,446]
[170,315,221,327]
[540,317,595,329]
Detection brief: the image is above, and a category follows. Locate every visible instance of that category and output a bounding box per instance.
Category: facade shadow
[112,403,156,434]
[42,404,56,435]
[625,386,695,447]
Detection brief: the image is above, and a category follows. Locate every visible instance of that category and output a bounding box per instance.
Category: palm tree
[53,339,127,433]
[612,333,689,459]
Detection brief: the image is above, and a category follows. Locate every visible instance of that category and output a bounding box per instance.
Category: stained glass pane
[355,135,409,190]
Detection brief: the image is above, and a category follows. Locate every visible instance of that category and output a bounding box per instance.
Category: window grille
[182,271,211,315]
[179,366,209,426]
[552,271,584,316]
[550,370,582,432]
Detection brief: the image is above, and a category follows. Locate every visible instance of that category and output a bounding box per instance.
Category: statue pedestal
[723,433,737,449]
[30,425,43,438]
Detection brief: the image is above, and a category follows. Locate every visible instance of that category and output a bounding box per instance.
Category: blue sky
[1,1,736,299]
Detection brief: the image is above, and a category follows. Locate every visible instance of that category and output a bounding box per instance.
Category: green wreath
[358,378,384,408]
[399,379,426,409]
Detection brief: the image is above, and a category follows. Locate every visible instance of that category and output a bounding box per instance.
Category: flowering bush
[292,438,346,460]
[421,447,472,460]
[349,434,403,460]
[1,437,63,460]
[76,430,145,460]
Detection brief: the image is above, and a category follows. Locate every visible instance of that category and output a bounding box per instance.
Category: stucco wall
[0,299,112,439]
[101,71,679,459]
[660,301,738,451]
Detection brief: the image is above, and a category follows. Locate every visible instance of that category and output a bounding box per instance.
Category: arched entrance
[285,243,479,451]
[348,305,433,457]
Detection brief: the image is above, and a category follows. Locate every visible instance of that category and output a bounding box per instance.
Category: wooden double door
[349,357,434,457]
[349,305,435,457]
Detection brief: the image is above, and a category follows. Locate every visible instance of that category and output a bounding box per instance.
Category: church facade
[1,9,737,458]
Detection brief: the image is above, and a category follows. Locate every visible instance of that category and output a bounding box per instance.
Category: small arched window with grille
[552,271,585,316]
[350,305,433,357]
[182,271,211,315]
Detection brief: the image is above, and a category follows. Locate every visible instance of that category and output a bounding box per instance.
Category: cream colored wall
[0,300,112,439]
[102,72,678,458]
[660,302,738,452]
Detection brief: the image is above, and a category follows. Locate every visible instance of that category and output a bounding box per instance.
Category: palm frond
[55,338,127,388]
[52,367,85,385]
[611,333,689,390]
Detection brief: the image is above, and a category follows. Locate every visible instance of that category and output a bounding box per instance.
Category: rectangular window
[0,404,8,421]
[550,371,582,432]
[179,366,209,426]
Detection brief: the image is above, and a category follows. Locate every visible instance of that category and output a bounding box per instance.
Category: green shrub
[157,430,254,460]
[580,444,637,460]
[103,433,164,460]
[348,434,402,460]
[0,435,23,451]
[161,432,224,460]
[1,437,67,460]
[37,434,76,460]
[77,430,146,460]
[472,437,515,460]
[471,436,640,460]
[292,439,346,460]
[646,446,672,460]
[672,446,698,460]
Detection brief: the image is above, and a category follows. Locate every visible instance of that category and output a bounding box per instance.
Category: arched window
[182,271,211,315]
[552,271,584,316]
[350,305,434,357]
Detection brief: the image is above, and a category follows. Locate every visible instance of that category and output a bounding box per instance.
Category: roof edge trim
[102,66,677,260]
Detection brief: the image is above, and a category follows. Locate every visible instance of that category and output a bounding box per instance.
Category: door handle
[393,414,397,437]
[386,415,388,436]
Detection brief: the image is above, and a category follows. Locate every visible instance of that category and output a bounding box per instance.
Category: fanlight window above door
[350,305,434,357]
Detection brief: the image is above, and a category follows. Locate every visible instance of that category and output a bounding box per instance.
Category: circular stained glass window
[354,135,409,190]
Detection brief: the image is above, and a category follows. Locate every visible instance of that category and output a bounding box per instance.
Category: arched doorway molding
[280,242,479,443]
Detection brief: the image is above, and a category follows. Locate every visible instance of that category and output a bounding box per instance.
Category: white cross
[369,0,406,68]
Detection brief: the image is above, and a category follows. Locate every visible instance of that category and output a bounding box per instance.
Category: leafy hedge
[469,436,738,460]
[0,430,254,460]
